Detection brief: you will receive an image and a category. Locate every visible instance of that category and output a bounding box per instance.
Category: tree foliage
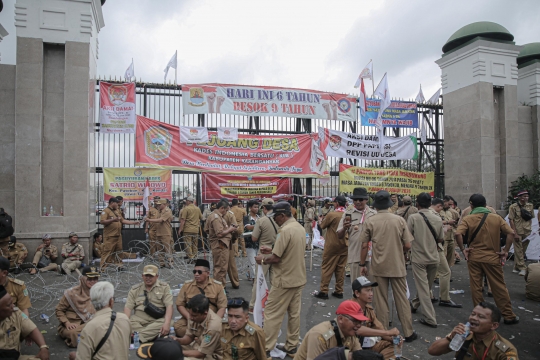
[505,171,540,209]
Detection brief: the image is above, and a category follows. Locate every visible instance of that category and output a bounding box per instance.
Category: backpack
[0,208,14,239]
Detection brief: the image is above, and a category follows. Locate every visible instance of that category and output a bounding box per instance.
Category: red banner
[135,115,328,178]
[202,174,292,203]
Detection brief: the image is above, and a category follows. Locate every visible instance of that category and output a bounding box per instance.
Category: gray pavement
[17,248,540,359]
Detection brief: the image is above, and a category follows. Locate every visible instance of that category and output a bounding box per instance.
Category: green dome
[517,42,540,66]
[442,21,514,53]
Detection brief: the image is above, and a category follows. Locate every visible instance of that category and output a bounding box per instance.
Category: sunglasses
[227,298,245,306]
[192,270,207,275]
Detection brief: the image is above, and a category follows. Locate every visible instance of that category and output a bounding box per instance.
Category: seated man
[350,277,399,359]
[172,294,223,359]
[60,232,85,276]
[428,302,518,359]
[123,265,173,343]
[0,256,32,316]
[92,232,137,263]
[7,236,28,273]
[295,300,367,360]
[525,262,540,302]
[315,347,383,360]
[221,297,266,360]
[29,234,58,275]
[0,284,50,360]
[173,258,227,337]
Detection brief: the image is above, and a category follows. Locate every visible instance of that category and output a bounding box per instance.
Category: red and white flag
[254,265,269,327]
[142,178,150,211]
[359,78,367,117]
[354,60,373,88]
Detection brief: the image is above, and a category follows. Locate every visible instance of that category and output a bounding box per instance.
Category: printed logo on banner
[134,169,142,176]
[189,87,206,106]
[337,98,351,113]
[144,126,173,161]
[108,84,129,106]
[329,135,342,151]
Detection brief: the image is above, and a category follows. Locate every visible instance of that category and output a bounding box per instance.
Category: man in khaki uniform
[508,189,534,276]
[439,196,460,267]
[255,202,306,356]
[69,281,131,360]
[0,257,32,316]
[145,196,161,254]
[223,202,240,289]
[319,199,332,238]
[173,294,223,360]
[231,199,247,257]
[174,259,227,337]
[207,201,237,286]
[525,262,540,301]
[180,196,203,261]
[29,234,58,274]
[304,199,316,248]
[315,196,349,300]
[61,232,85,276]
[295,300,365,360]
[145,199,174,268]
[249,198,278,311]
[389,194,399,213]
[359,190,416,341]
[221,297,267,360]
[7,237,27,271]
[396,196,418,221]
[124,265,173,343]
[455,193,519,324]
[0,285,50,360]
[93,232,137,261]
[337,187,376,282]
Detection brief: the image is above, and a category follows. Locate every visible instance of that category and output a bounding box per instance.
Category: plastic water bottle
[43,207,47,216]
[305,233,310,245]
[169,326,175,336]
[40,314,49,323]
[77,334,81,344]
[49,205,54,216]
[449,322,470,351]
[393,336,402,358]
[133,332,140,349]
[449,290,465,294]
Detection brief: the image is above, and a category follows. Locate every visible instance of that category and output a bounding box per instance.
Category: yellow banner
[103,168,172,201]
[339,164,434,196]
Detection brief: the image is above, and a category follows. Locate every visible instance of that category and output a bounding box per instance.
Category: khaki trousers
[227,246,239,288]
[249,261,272,307]
[264,285,304,352]
[372,276,414,337]
[444,239,456,267]
[411,262,438,326]
[211,242,229,285]
[131,313,165,343]
[467,260,517,320]
[101,235,123,269]
[238,237,247,257]
[371,339,395,360]
[32,251,57,272]
[513,233,530,271]
[319,253,347,294]
[183,232,199,259]
[62,260,82,275]
[154,235,173,266]
[436,250,451,301]
[173,316,188,337]
[58,320,86,347]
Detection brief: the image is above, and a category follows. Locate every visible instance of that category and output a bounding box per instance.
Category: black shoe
[504,316,519,325]
[404,331,418,342]
[314,292,329,300]
[487,292,493,297]
[409,301,417,314]
[431,297,439,303]
[232,285,240,289]
[276,344,297,356]
[419,318,437,328]
[439,300,462,308]
[434,279,439,284]
[331,292,343,299]
[266,351,272,358]
[13,268,22,275]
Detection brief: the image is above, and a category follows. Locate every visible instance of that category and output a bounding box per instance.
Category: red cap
[335,300,369,322]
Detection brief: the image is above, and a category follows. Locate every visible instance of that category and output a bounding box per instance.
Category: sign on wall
[99,82,137,133]
[103,168,172,201]
[360,98,418,128]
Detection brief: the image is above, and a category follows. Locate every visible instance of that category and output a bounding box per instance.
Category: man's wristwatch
[261,258,265,265]
[40,345,50,349]
[359,263,366,267]
[445,333,454,342]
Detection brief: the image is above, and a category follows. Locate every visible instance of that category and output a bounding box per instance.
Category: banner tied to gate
[318,128,418,161]
[339,164,434,196]
[103,168,172,201]
[202,174,292,202]
[360,98,418,128]
[99,82,136,133]
[135,115,329,178]
[182,83,358,122]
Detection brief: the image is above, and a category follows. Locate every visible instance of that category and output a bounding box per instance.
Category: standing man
[60,232,85,276]
[319,199,332,238]
[231,199,247,257]
[29,234,58,274]
[223,199,240,289]
[440,196,460,268]
[315,196,348,300]
[243,200,260,281]
[0,257,32,316]
[304,199,316,249]
[396,196,418,221]
[256,202,306,357]
[337,188,377,282]
[100,197,139,271]
[207,201,237,286]
[145,199,174,268]
[508,189,534,276]
[359,190,417,342]
[145,196,160,258]
[455,193,519,325]
[179,196,202,262]
[389,194,399,213]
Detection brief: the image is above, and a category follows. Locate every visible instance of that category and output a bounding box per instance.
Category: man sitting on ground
[0,256,32,316]
[7,236,28,273]
[60,232,85,276]
[29,234,58,274]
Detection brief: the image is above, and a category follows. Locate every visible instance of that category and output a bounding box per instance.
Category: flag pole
[371,59,375,97]
[174,50,178,85]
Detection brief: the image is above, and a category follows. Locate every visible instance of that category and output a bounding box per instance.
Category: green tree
[505,171,540,209]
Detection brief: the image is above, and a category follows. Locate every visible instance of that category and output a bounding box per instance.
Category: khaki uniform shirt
[525,262,540,302]
[61,242,85,262]
[459,331,518,360]
[320,211,347,256]
[176,278,227,314]
[271,217,307,289]
[459,206,496,225]
[349,300,386,332]
[76,308,132,360]
[208,211,232,249]
[231,206,246,236]
[291,207,298,219]
[8,243,28,265]
[319,206,332,218]
[407,209,444,265]
[147,207,160,232]
[55,294,90,325]
[186,309,223,360]
[202,208,213,221]
[37,244,58,260]
[456,213,513,265]
[93,242,103,258]
[360,210,414,277]
[221,321,266,360]
[337,207,377,264]
[126,280,173,322]
[4,278,31,311]
[389,201,399,213]
[508,202,534,236]
[0,309,36,352]
[155,207,173,237]
[295,320,361,360]
[396,205,419,221]
[182,204,203,233]
[304,207,316,232]
[439,208,460,241]
[251,212,278,248]
[101,206,123,238]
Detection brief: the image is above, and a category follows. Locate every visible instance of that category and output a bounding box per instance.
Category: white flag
[164,50,178,82]
[217,127,238,141]
[420,115,427,143]
[124,59,135,81]
[179,126,208,143]
[415,84,425,103]
[359,78,367,117]
[354,60,373,88]
[427,88,441,104]
[253,265,269,328]
[374,73,391,130]
[142,178,150,211]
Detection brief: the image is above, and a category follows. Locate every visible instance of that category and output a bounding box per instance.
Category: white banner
[253,265,269,327]
[99,82,136,133]
[217,127,238,141]
[179,126,209,143]
[506,210,540,260]
[318,127,418,161]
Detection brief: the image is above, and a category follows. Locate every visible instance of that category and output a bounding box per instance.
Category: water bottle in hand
[449,322,470,351]
[133,332,140,349]
[170,326,175,336]
[393,335,403,358]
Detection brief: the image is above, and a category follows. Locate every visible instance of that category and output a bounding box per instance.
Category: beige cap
[143,265,159,276]
[261,198,274,206]
[157,199,168,205]
[403,196,412,202]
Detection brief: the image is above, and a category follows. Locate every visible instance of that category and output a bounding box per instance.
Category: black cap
[194,259,210,268]
[351,187,369,200]
[371,190,393,209]
[352,276,378,291]
[137,337,184,359]
[334,195,347,205]
[268,202,291,217]
[82,266,100,278]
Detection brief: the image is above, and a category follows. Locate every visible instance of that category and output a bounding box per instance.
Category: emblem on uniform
[203,334,212,343]
[145,126,173,161]
[239,343,244,348]
[188,88,206,107]
[23,289,28,297]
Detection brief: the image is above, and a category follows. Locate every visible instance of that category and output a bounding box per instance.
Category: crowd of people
[0,188,538,359]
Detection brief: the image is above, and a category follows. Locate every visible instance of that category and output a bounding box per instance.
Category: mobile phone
[345,214,352,222]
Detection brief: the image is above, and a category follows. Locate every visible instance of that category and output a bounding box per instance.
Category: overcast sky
[1,0,539,99]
